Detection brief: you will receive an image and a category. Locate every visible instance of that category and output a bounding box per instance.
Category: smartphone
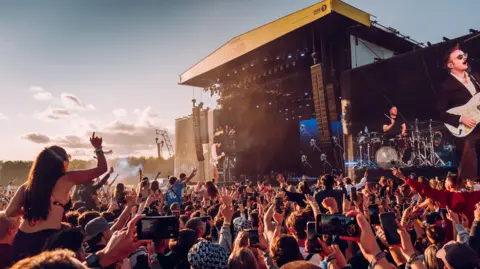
[368,204,380,225]
[250,212,259,228]
[316,214,360,240]
[275,197,284,214]
[350,187,357,202]
[380,212,401,245]
[439,208,448,219]
[137,216,180,240]
[307,221,322,253]
[246,228,260,246]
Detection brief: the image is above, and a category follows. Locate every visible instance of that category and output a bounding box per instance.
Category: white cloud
[60,93,95,110]
[30,86,53,101]
[35,106,73,121]
[112,109,127,117]
[0,113,7,120]
[33,91,53,101]
[23,107,172,158]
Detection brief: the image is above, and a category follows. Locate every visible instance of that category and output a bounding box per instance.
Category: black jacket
[437,72,480,127]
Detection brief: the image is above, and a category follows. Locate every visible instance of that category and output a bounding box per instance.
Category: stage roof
[179,0,371,87]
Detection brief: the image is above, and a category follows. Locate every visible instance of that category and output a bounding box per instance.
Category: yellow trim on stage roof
[179,0,370,86]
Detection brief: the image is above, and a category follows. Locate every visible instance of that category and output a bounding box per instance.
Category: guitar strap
[469,73,480,91]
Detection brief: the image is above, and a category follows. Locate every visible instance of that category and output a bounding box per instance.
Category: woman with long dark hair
[6,133,107,262]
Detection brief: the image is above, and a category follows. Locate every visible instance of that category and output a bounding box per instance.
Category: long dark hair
[114,183,125,200]
[24,146,68,222]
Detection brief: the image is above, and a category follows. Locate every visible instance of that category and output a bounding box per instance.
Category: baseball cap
[84,217,113,241]
[436,241,478,269]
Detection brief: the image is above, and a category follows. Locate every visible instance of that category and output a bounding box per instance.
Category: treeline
[0,156,174,186]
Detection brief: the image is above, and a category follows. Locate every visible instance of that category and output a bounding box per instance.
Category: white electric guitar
[444,93,480,137]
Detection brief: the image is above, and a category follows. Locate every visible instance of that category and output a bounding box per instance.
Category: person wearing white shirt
[210,142,225,181]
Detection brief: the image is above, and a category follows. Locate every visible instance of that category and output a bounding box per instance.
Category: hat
[187,240,228,269]
[84,217,113,241]
[436,241,478,269]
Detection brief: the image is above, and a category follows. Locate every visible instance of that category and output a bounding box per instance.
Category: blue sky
[0,0,478,160]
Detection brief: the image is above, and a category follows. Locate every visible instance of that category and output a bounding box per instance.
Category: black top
[437,72,480,127]
[383,118,404,138]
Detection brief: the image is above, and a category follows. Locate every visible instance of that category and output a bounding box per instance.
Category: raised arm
[65,133,108,185]
[179,168,197,185]
[392,169,449,207]
[92,168,113,190]
[6,184,25,218]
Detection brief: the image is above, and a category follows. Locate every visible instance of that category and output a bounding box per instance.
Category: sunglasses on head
[456,53,468,60]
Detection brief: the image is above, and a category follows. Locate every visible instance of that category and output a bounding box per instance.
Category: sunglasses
[456,53,468,60]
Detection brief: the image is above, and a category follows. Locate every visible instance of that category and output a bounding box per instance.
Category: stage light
[264,57,268,62]
[306,104,310,107]
[276,56,280,60]
[227,73,230,76]
[304,92,308,96]
[234,70,237,74]
[442,37,450,42]
[300,51,305,57]
[269,102,272,105]
[242,67,245,71]
[256,105,260,108]
[285,109,288,111]
[250,62,254,67]
[470,29,479,34]
[287,54,292,59]
[286,118,289,121]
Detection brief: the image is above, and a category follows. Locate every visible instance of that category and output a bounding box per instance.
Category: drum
[375,146,400,169]
[397,137,408,149]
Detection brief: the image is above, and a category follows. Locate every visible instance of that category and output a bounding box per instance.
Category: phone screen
[350,187,357,202]
[137,216,180,240]
[275,197,284,214]
[250,212,259,227]
[316,214,360,240]
[380,212,401,245]
[368,204,380,225]
[247,228,260,246]
[307,221,322,253]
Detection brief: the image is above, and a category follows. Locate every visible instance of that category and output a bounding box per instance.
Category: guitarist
[437,44,480,180]
[211,141,225,181]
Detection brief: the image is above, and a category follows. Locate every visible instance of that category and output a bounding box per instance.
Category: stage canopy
[179,0,420,89]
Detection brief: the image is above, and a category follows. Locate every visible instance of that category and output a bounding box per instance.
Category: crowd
[0,133,479,269]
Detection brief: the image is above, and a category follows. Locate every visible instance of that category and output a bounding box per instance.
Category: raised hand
[90,132,103,149]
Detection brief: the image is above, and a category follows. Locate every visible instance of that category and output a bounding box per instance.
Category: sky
[0,0,478,161]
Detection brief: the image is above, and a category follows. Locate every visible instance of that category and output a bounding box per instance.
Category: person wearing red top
[393,169,480,223]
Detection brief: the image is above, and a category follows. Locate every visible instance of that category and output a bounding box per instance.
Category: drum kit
[356,119,455,169]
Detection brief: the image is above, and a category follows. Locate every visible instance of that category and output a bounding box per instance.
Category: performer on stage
[210,142,225,181]
[382,106,406,137]
[437,44,480,179]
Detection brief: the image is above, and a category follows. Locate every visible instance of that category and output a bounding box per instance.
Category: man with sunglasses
[438,44,480,180]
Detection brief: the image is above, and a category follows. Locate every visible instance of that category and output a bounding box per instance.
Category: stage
[176,0,480,182]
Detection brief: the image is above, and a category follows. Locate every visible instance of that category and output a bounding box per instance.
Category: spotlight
[306,104,310,107]
[304,92,308,96]
[264,57,268,62]
[276,56,280,60]
[256,105,260,108]
[286,118,289,121]
[234,70,237,74]
[442,37,450,42]
[287,54,292,59]
[269,102,272,105]
[470,29,479,34]
[300,51,306,57]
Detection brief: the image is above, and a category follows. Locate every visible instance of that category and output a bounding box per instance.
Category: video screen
[299,118,343,176]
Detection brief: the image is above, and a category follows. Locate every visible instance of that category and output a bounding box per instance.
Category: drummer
[383,106,407,141]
